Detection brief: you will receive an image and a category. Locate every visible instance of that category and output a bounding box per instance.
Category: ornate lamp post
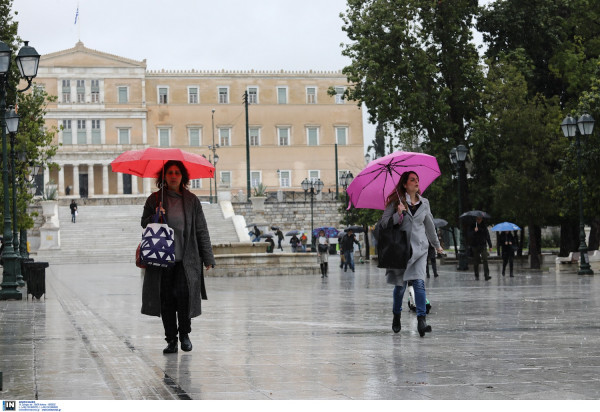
[208,109,220,203]
[339,171,354,224]
[450,144,469,271]
[561,114,595,276]
[301,178,324,252]
[0,40,40,300]
[5,107,24,286]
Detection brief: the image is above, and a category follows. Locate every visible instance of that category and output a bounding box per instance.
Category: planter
[250,196,266,211]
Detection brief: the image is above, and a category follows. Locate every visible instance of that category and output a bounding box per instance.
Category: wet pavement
[1,256,599,400]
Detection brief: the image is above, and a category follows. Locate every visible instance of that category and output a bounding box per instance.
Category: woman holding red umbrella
[382,171,443,337]
[141,160,215,354]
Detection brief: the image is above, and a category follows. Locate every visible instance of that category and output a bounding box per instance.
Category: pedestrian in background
[469,216,492,280]
[290,234,300,253]
[381,171,443,336]
[425,243,439,278]
[316,229,329,277]
[300,233,308,252]
[499,230,517,277]
[341,229,359,272]
[140,160,215,354]
[276,228,284,251]
[69,199,78,223]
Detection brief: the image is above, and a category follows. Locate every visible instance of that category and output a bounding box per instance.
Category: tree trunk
[559,219,579,257]
[529,223,542,269]
[588,216,600,251]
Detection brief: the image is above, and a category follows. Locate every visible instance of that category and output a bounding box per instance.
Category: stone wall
[232,200,344,233]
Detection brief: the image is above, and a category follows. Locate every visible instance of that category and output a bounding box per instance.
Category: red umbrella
[111,147,215,179]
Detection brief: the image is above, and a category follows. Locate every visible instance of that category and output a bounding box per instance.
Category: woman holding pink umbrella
[381,171,443,336]
[140,160,215,354]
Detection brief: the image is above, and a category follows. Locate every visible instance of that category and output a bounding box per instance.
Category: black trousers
[160,262,191,341]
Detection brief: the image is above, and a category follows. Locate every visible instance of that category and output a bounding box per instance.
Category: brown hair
[155,160,190,190]
[384,170,420,208]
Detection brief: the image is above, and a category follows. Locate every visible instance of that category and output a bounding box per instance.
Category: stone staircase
[32,202,239,265]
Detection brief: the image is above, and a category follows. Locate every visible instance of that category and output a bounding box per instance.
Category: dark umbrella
[271,226,280,230]
[286,229,301,236]
[345,225,364,233]
[433,218,448,228]
[459,210,491,220]
[259,233,275,239]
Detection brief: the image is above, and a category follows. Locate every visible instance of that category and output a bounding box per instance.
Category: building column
[102,164,109,195]
[73,164,80,196]
[88,164,95,196]
[144,178,152,195]
[58,164,65,196]
[117,169,123,194]
[43,166,49,188]
[132,175,139,194]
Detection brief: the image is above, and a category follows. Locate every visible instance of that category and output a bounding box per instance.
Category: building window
[277,87,287,104]
[91,80,100,103]
[309,170,320,182]
[336,127,348,145]
[249,127,260,146]
[306,87,317,104]
[158,87,168,104]
[191,179,202,189]
[307,127,319,146]
[62,79,71,103]
[219,127,230,146]
[159,128,170,146]
[220,171,231,188]
[76,79,85,103]
[77,120,86,144]
[250,171,261,188]
[118,128,130,145]
[91,119,101,144]
[118,86,128,104]
[248,87,258,104]
[188,87,199,104]
[278,127,290,146]
[62,120,72,144]
[279,170,291,188]
[218,87,229,104]
[335,86,346,104]
[189,127,201,146]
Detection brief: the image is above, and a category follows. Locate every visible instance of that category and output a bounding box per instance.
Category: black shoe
[426,273,430,278]
[180,335,192,352]
[474,275,479,280]
[485,276,491,281]
[344,268,347,272]
[510,274,514,277]
[392,313,401,333]
[434,273,439,278]
[163,339,178,354]
[502,272,505,276]
[417,316,432,337]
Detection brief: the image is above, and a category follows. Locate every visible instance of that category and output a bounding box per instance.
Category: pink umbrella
[346,151,441,210]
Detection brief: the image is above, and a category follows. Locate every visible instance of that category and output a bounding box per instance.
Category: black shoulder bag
[375,214,412,269]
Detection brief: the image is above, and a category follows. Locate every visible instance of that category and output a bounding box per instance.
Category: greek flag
[74,7,79,25]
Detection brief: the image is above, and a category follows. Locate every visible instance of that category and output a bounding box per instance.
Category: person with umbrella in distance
[316,229,330,277]
[469,215,493,280]
[141,160,215,354]
[382,171,443,336]
[275,228,284,251]
[494,223,520,277]
[340,229,360,272]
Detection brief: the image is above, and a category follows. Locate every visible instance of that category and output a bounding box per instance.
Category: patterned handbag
[139,210,175,268]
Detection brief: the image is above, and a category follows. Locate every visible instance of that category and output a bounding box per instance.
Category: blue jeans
[393,279,427,317]
[343,250,355,271]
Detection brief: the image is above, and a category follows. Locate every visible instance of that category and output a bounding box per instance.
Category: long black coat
[140,188,215,318]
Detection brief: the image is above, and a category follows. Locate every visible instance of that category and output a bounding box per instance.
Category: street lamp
[561,114,595,276]
[5,107,24,287]
[339,171,354,224]
[450,144,469,271]
[301,178,324,252]
[209,108,219,204]
[0,40,40,301]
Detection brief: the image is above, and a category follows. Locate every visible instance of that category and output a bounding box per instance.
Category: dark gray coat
[140,189,215,318]
[382,196,440,285]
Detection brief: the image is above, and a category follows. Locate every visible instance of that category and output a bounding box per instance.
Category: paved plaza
[1,255,599,400]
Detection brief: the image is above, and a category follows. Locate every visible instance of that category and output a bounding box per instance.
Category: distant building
[33,42,364,199]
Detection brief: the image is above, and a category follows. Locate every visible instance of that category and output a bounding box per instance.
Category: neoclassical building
[33,42,365,199]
